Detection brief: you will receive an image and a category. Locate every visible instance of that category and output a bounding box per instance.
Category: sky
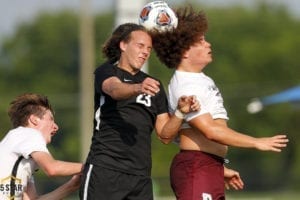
[0,0,299,40]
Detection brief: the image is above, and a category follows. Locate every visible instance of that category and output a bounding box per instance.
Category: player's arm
[156,96,200,144]
[23,180,38,200]
[102,76,160,100]
[189,113,288,152]
[155,112,183,144]
[31,151,83,177]
[24,175,81,200]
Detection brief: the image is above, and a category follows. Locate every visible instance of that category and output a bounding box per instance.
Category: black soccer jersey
[86,62,169,176]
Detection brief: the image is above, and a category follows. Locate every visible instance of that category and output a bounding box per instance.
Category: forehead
[130,30,152,43]
[195,33,205,40]
[42,109,54,119]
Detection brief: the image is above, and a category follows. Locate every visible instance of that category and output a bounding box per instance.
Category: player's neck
[177,64,204,73]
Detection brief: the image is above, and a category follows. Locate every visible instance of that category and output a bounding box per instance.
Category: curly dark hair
[8,93,53,128]
[151,6,208,69]
[102,23,148,63]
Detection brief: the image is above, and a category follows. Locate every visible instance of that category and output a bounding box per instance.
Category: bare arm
[23,181,38,200]
[155,113,183,144]
[156,96,199,144]
[189,113,288,152]
[102,76,160,100]
[24,175,81,200]
[31,151,83,177]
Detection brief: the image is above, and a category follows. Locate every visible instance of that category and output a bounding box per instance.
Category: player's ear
[182,51,189,58]
[28,115,40,126]
[119,41,127,51]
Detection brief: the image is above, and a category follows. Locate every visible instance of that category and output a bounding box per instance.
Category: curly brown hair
[102,23,148,63]
[8,93,53,128]
[151,6,208,69]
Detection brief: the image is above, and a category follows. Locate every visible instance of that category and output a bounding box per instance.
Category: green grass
[153,192,300,200]
[226,191,300,200]
[66,191,300,200]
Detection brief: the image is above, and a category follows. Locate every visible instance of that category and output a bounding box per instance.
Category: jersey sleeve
[14,129,49,159]
[94,63,116,94]
[176,84,211,122]
[180,83,228,122]
[155,82,169,115]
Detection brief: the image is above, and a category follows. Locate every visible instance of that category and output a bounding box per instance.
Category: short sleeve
[14,129,49,159]
[176,84,210,122]
[155,81,169,115]
[94,63,116,94]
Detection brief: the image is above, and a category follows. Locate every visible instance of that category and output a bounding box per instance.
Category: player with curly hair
[151,7,288,200]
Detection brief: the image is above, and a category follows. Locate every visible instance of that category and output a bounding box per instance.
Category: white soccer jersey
[168,70,228,129]
[0,127,49,200]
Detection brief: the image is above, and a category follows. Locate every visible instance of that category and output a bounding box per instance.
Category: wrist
[134,84,142,94]
[174,109,185,119]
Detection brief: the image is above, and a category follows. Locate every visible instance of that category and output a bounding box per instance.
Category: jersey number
[136,94,151,107]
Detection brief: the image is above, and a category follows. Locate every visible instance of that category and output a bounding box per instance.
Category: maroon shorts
[170,150,225,200]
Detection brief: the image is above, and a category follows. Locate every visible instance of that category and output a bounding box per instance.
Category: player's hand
[140,77,160,96]
[66,174,82,191]
[254,135,289,152]
[224,167,244,190]
[177,95,200,114]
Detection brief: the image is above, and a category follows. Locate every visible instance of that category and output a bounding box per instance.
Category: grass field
[154,192,300,200]
[226,192,300,200]
[66,191,300,199]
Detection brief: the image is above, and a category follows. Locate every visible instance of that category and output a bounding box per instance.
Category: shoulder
[137,70,158,80]
[14,127,46,146]
[6,127,41,138]
[94,61,115,74]
[1,127,48,159]
[21,127,43,137]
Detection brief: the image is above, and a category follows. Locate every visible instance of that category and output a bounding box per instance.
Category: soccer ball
[139,1,178,32]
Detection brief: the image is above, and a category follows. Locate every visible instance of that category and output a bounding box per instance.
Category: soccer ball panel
[139,1,178,32]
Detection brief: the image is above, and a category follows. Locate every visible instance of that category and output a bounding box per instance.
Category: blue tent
[247,85,300,113]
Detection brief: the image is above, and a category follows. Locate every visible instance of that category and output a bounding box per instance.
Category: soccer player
[79,23,200,200]
[151,7,289,200]
[0,93,83,200]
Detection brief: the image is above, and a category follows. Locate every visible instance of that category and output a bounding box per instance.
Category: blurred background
[0,0,299,199]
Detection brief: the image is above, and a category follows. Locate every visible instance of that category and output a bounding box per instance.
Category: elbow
[44,170,56,177]
[43,166,58,177]
[201,128,218,141]
[161,138,172,144]
[205,133,215,141]
[110,92,121,100]
[205,127,225,143]
[158,136,173,144]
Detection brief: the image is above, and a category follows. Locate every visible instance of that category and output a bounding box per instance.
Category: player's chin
[135,61,146,69]
[207,57,213,63]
